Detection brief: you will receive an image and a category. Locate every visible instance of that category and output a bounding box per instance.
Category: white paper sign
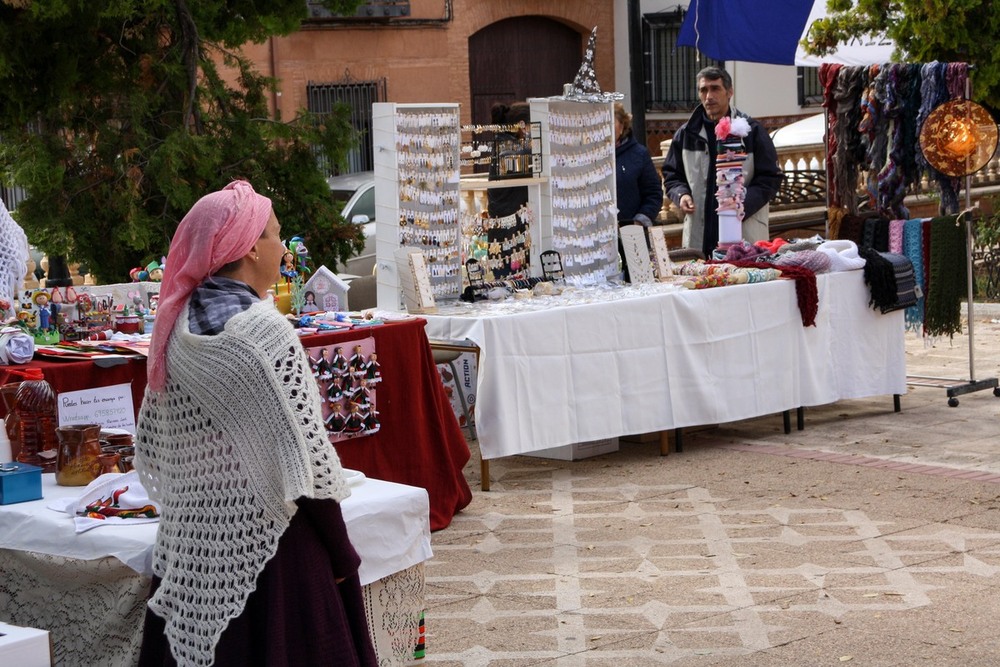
[57,383,136,434]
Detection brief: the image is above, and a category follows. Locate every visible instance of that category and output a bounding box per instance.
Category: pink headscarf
[147,181,273,391]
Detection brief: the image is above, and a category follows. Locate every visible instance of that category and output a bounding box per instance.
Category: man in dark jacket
[662,66,782,257]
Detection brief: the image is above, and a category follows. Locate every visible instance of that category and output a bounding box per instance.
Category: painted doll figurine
[343,403,365,435]
[326,377,344,403]
[309,352,322,379]
[280,251,298,282]
[363,408,380,435]
[348,344,366,375]
[352,379,371,408]
[324,402,346,434]
[316,348,333,382]
[32,291,51,330]
[364,352,381,383]
[330,346,348,376]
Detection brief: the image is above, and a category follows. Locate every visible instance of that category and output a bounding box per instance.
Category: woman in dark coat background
[614,102,664,281]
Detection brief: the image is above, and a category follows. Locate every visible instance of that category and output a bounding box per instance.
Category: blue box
[0,463,43,505]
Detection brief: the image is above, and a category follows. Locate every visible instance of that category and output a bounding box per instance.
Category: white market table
[0,473,431,666]
[424,270,906,484]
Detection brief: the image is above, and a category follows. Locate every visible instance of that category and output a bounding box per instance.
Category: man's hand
[679,194,695,214]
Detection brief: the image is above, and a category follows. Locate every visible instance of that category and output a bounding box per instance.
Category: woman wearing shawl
[135,181,377,666]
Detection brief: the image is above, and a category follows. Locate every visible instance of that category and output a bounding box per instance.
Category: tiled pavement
[422,308,1000,666]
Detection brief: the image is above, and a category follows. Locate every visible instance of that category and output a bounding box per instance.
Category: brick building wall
[238,0,615,127]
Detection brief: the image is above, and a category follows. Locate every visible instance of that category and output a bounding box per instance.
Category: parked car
[327,171,376,277]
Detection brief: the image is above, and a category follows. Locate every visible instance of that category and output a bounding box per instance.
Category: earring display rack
[374,99,620,310]
[530,98,619,285]
[373,103,462,310]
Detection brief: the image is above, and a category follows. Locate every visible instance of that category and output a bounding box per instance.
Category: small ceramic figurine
[280,251,297,282]
[324,402,346,434]
[326,377,344,403]
[365,352,381,382]
[331,346,348,375]
[146,261,164,282]
[317,348,333,381]
[343,403,365,435]
[363,408,380,435]
[348,344,365,375]
[32,290,51,330]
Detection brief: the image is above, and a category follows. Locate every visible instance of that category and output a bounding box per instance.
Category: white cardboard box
[0,622,52,667]
[525,437,619,461]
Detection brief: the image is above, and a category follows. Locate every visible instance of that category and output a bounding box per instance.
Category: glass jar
[15,369,58,472]
[1,382,22,461]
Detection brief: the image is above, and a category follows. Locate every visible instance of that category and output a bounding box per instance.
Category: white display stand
[373,102,462,311]
[374,99,618,307]
[529,98,618,285]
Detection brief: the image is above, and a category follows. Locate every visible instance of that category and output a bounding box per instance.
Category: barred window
[797,67,823,107]
[307,77,386,175]
[643,7,723,112]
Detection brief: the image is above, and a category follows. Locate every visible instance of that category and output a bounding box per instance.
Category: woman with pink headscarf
[134,181,376,666]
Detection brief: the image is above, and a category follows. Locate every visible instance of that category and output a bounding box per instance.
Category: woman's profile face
[253,212,285,292]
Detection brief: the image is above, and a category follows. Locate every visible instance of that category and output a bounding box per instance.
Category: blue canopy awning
[678,0,895,67]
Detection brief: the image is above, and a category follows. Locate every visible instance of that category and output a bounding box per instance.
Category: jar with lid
[14,368,59,472]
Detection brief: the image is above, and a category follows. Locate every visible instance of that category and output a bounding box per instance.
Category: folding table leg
[480,459,490,492]
[782,410,791,434]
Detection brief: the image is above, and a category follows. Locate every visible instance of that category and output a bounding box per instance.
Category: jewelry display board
[373,103,462,310]
[648,226,674,280]
[529,98,618,285]
[619,225,655,284]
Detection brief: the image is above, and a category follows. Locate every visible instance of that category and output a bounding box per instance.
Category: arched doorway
[468,17,581,126]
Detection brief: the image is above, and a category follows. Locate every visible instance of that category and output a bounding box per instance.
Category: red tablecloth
[3,318,472,531]
[1,356,148,422]
[303,319,472,531]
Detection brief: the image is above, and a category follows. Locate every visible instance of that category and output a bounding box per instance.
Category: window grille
[643,7,723,112]
[307,77,386,175]
[306,0,410,19]
[797,67,823,107]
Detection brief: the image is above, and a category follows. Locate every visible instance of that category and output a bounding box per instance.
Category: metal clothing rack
[907,73,1000,405]
[906,206,1000,406]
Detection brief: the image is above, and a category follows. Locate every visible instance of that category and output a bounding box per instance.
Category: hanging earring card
[647,226,674,280]
[620,224,655,284]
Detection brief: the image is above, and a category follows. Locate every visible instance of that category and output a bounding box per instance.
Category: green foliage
[977,195,1000,250]
[0,0,364,283]
[803,0,1000,110]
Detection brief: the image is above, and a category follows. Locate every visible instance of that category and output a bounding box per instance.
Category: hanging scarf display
[902,218,927,333]
[713,115,751,244]
[924,215,966,338]
[820,61,970,219]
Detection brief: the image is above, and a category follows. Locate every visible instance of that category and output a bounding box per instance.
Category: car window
[331,190,354,207]
[350,185,375,223]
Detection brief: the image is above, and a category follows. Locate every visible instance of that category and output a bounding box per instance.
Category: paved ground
[422,305,1000,666]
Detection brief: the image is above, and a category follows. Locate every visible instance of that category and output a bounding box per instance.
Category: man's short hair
[696,66,732,91]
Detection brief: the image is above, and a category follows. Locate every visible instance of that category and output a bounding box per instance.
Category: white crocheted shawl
[0,198,29,304]
[135,299,350,667]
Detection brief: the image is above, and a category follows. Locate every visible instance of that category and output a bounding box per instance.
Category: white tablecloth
[0,473,432,666]
[424,270,906,459]
[0,473,432,586]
